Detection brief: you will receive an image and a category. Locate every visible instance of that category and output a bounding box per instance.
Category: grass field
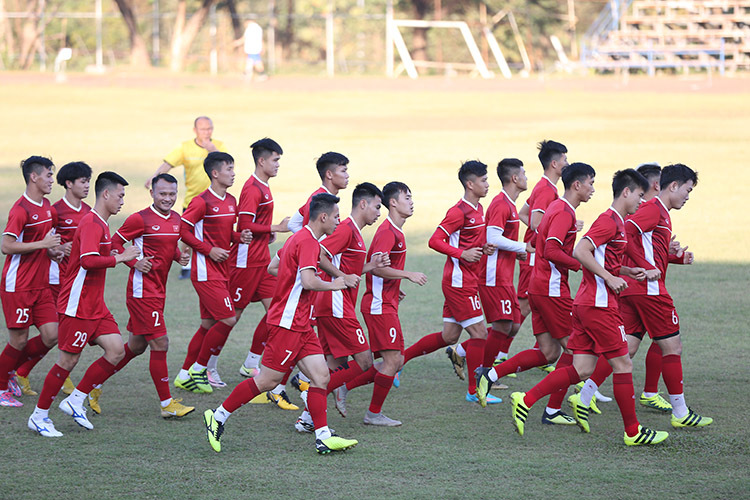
[0,73,748,499]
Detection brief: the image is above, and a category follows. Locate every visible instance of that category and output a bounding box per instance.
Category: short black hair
[497,158,523,185]
[95,171,128,198]
[251,138,283,165]
[561,162,595,190]
[612,169,649,198]
[352,182,384,208]
[56,161,92,188]
[537,140,567,169]
[382,181,410,209]
[316,152,348,181]
[204,151,234,178]
[458,160,488,188]
[152,173,178,189]
[636,163,661,183]
[20,155,54,184]
[660,163,698,190]
[309,193,340,221]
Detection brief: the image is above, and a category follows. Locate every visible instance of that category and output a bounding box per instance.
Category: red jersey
[430,198,485,289]
[180,187,238,282]
[315,216,367,318]
[529,198,580,298]
[621,197,674,297]
[58,210,117,319]
[521,176,558,250]
[298,186,330,227]
[481,190,521,287]
[230,174,275,269]
[574,208,627,308]
[2,194,55,292]
[49,197,91,286]
[114,206,181,299]
[266,226,321,331]
[361,217,407,316]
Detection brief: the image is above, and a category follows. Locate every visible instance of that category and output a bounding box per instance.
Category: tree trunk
[224,0,242,41]
[411,0,430,61]
[18,0,44,69]
[170,0,215,72]
[113,0,151,67]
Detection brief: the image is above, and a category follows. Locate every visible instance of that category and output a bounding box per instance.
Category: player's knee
[222,316,237,328]
[150,336,169,352]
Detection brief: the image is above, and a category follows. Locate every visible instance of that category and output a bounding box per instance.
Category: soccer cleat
[393,370,401,388]
[589,397,601,415]
[466,391,502,404]
[203,409,224,452]
[541,410,576,425]
[62,376,75,395]
[640,392,672,412]
[267,391,299,410]
[17,375,37,396]
[290,372,309,392]
[0,391,22,407]
[333,385,348,417]
[671,408,713,428]
[174,376,204,393]
[88,387,102,414]
[239,365,261,378]
[161,398,195,418]
[249,392,271,404]
[624,425,669,446]
[510,392,530,436]
[538,364,554,374]
[28,415,63,437]
[492,381,509,390]
[187,367,213,394]
[363,410,402,427]
[446,346,465,380]
[295,416,314,433]
[207,368,227,388]
[493,358,516,378]
[474,367,492,408]
[8,374,22,397]
[315,435,358,454]
[568,393,591,433]
[58,397,93,430]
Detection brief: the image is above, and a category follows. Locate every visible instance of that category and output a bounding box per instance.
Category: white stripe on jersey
[370,275,384,314]
[64,267,87,316]
[331,253,344,318]
[133,236,144,298]
[485,251,498,287]
[195,220,207,282]
[49,260,59,285]
[593,240,608,307]
[548,261,561,297]
[449,230,463,288]
[641,232,659,296]
[4,231,23,292]
[236,243,249,268]
[280,267,305,329]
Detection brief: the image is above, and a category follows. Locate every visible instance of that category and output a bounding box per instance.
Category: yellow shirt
[164,139,227,209]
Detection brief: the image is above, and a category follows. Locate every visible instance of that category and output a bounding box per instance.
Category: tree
[170,0,217,72]
[113,0,151,67]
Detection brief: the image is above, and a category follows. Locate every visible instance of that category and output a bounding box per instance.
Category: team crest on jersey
[212,206,219,212]
[47,211,51,217]
[65,219,73,225]
[32,214,38,220]
[173,225,180,232]
[358,241,362,247]
[229,206,235,212]
[152,225,160,231]
[469,218,475,224]
[264,194,269,200]
[398,242,403,248]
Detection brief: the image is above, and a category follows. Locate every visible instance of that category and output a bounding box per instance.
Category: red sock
[196,322,233,366]
[465,338,485,394]
[524,365,580,408]
[326,361,365,395]
[182,326,208,370]
[590,355,613,386]
[223,378,261,413]
[37,364,70,410]
[547,352,573,410]
[403,332,446,364]
[483,328,506,367]
[369,372,394,413]
[0,343,23,389]
[661,354,683,395]
[613,372,639,437]
[77,357,117,394]
[643,342,663,394]
[15,335,50,370]
[492,348,547,379]
[249,314,269,355]
[114,344,137,372]
[307,387,328,429]
[346,366,376,391]
[149,350,171,401]
[498,330,514,354]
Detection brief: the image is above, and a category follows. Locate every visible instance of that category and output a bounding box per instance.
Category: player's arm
[300,267,347,291]
[267,251,280,276]
[1,207,61,254]
[287,210,304,233]
[428,211,481,262]
[543,212,581,271]
[362,252,390,274]
[519,202,530,227]
[318,247,360,288]
[144,161,175,189]
[624,218,662,280]
[573,238,626,293]
[486,225,526,255]
[371,263,427,286]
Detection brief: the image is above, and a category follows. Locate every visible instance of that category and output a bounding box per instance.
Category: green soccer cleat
[493,357,516,378]
[589,396,601,415]
[174,376,203,393]
[475,367,492,408]
[510,392,530,436]
[541,410,576,425]
[671,408,713,428]
[203,409,224,452]
[624,425,669,446]
[538,364,554,374]
[446,346,465,380]
[568,393,591,433]
[640,392,672,412]
[315,435,358,454]
[187,367,213,394]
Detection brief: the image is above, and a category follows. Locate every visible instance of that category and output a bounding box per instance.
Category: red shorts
[262,325,323,372]
[58,313,120,354]
[619,294,679,339]
[517,259,533,299]
[317,316,369,358]
[362,313,404,353]
[192,280,235,320]
[528,293,572,339]
[229,266,277,310]
[1,288,57,330]
[126,297,168,340]
[442,284,484,326]
[567,305,629,358]
[478,284,521,323]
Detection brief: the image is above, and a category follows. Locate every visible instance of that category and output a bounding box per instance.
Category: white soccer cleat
[28,414,63,437]
[58,396,94,430]
[207,368,227,388]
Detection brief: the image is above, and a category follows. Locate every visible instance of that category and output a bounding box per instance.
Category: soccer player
[618,163,712,428]
[510,168,670,446]
[202,193,359,454]
[98,173,194,418]
[287,152,350,233]
[173,152,251,395]
[28,171,140,437]
[0,156,61,407]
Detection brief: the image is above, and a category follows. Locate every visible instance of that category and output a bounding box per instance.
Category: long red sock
[524,365,580,408]
[346,366,376,391]
[15,335,50,370]
[369,372,394,413]
[547,352,573,410]
[149,350,171,401]
[613,372,639,437]
[643,342,663,393]
[114,344,137,372]
[0,343,23,390]
[661,354,683,395]
[465,338,485,394]
[483,328,506,366]
[223,378,261,413]
[196,322,233,366]
[37,364,70,410]
[590,355,613,386]
[77,357,117,394]
[492,348,547,379]
[182,326,208,370]
[403,332,446,364]
[249,314,269,355]
[308,387,328,429]
[326,361,365,395]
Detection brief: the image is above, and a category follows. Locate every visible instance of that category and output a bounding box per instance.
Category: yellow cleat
[568,393,591,433]
[17,375,37,396]
[249,392,271,404]
[510,392,530,436]
[671,408,712,428]
[267,391,299,410]
[640,392,672,412]
[203,409,224,453]
[315,435,358,454]
[88,387,102,414]
[161,398,195,418]
[62,376,75,395]
[624,425,669,446]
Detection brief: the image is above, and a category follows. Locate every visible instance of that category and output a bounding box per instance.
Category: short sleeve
[297,239,320,270]
[115,213,144,243]
[163,143,185,168]
[370,228,396,256]
[486,200,510,230]
[320,224,350,257]
[583,215,616,248]
[532,188,557,213]
[3,204,26,238]
[546,210,575,244]
[79,221,105,257]
[626,202,659,235]
[437,206,465,236]
[181,196,206,227]
[238,184,261,218]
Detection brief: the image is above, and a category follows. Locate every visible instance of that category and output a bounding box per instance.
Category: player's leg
[240,297,272,377]
[363,349,403,426]
[176,317,213,387]
[28,349,81,437]
[15,320,60,396]
[640,340,669,410]
[145,335,193,418]
[0,327,30,405]
[542,336,576,424]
